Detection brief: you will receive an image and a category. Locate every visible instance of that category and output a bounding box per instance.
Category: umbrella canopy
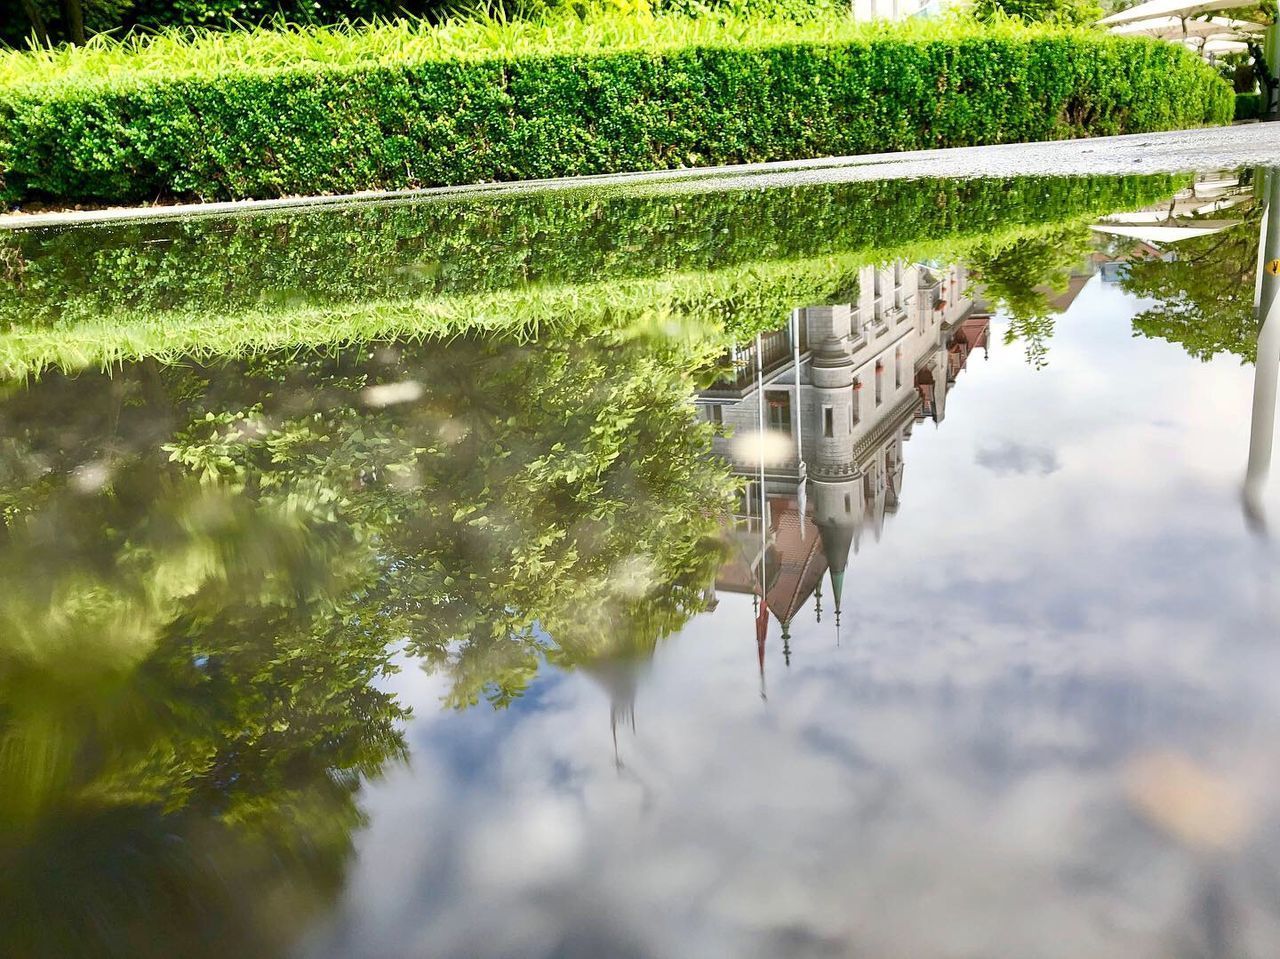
[1190,37,1252,53]
[1091,219,1242,242]
[1111,14,1266,38]
[1099,0,1248,27]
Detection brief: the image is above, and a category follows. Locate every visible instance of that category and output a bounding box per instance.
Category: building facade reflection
[699,261,989,679]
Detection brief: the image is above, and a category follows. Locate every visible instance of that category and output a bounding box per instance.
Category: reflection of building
[700,262,989,685]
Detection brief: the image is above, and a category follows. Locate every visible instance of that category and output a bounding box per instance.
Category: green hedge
[1235,91,1264,120]
[0,25,1231,207]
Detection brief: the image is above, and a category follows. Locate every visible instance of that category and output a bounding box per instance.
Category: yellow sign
[1267,259,1280,277]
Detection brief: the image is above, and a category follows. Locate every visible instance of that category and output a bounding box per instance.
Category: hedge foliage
[0,14,1232,207]
[1235,91,1264,120]
[0,170,1184,376]
[0,172,1183,325]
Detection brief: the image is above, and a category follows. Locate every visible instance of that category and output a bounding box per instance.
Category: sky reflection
[4,169,1280,959]
[302,275,1280,959]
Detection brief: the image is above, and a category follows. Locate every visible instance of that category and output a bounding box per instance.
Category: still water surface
[2,166,1279,958]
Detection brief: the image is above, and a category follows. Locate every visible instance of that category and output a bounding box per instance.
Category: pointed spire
[814,581,823,623]
[829,568,845,618]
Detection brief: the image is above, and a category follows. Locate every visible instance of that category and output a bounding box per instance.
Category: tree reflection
[1122,196,1262,364]
[0,328,734,957]
[967,225,1094,369]
[0,475,409,958]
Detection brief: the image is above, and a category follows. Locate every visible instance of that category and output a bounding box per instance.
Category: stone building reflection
[699,261,990,686]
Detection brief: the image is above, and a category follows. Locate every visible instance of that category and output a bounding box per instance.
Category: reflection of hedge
[1,172,1183,328]
[0,254,870,378]
[0,23,1229,208]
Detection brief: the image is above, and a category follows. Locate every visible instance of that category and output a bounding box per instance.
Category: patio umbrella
[1111,15,1266,38]
[1098,0,1252,28]
[1090,219,1241,242]
[1189,37,1252,53]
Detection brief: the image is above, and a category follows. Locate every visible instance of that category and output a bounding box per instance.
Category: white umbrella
[1190,37,1252,53]
[1098,0,1249,28]
[1111,15,1267,38]
[1091,219,1242,242]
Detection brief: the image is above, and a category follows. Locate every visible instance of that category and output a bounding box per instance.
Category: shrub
[0,13,1234,208]
[1235,91,1264,120]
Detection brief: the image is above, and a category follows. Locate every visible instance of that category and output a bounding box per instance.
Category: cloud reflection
[306,272,1280,959]
[975,441,1061,477]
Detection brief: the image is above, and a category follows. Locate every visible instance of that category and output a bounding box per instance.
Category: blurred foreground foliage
[0,328,733,956]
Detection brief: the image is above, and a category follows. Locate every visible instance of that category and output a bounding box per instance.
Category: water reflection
[1246,171,1280,535]
[1,167,1279,958]
[698,262,990,687]
[1120,171,1260,365]
[0,332,731,957]
[0,171,1182,379]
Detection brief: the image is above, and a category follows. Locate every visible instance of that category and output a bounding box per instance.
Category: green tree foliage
[973,0,1102,26]
[967,225,1095,368]
[1121,199,1261,363]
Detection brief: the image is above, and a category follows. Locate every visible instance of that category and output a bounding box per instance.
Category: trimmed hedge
[1235,91,1264,120]
[0,22,1231,208]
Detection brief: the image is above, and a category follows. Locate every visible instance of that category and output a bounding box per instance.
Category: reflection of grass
[0,174,1184,326]
[0,171,1190,377]
[0,206,1178,379]
[0,255,845,378]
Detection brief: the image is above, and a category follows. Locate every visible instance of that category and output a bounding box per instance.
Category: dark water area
[2,166,1279,959]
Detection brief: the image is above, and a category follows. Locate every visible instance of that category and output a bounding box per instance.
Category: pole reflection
[1244,167,1280,535]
